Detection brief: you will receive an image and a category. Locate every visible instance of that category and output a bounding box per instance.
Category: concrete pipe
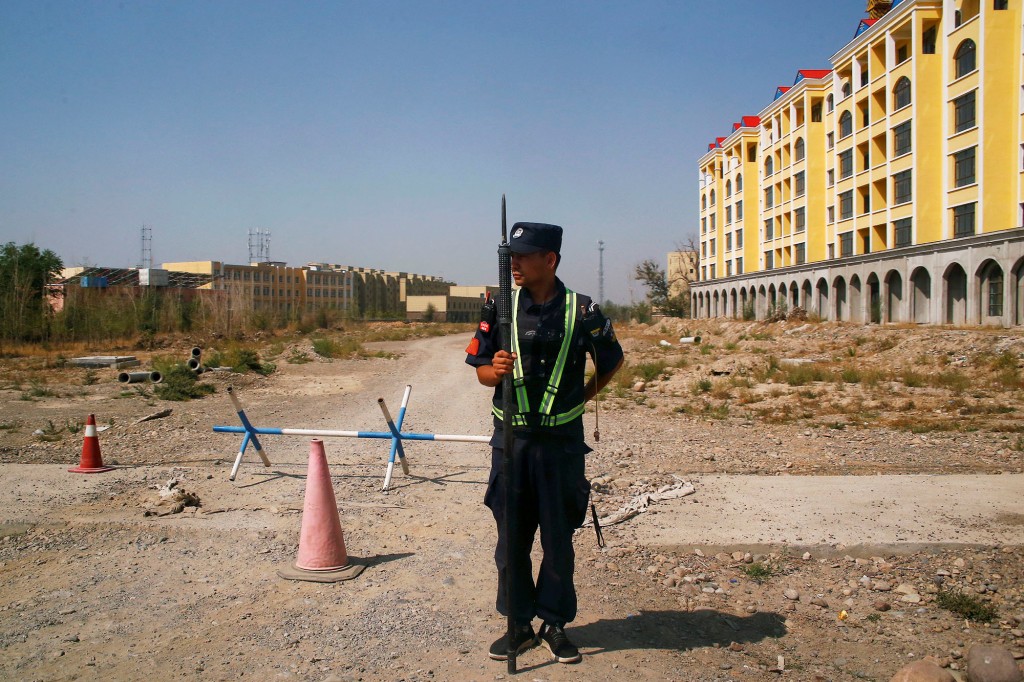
[187,357,202,371]
[118,371,152,384]
[150,371,163,384]
[191,347,202,358]
[679,336,702,344]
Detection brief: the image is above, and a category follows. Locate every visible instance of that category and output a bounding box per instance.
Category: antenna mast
[597,240,605,305]
[140,225,152,268]
[248,228,272,263]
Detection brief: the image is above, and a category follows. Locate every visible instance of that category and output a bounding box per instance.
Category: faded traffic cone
[278,439,365,582]
[68,414,114,474]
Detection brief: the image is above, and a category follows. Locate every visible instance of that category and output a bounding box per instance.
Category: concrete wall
[690,228,1024,327]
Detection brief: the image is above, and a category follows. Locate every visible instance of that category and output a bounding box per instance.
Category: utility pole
[597,240,605,305]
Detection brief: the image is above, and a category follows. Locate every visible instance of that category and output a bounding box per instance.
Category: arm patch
[466,337,481,355]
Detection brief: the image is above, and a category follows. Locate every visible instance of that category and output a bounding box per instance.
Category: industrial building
[692,0,1024,326]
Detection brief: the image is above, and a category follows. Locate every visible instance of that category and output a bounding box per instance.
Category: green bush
[155,364,216,401]
[935,589,997,622]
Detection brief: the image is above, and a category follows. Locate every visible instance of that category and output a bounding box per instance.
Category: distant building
[406,294,482,322]
[693,0,1024,326]
[667,251,698,299]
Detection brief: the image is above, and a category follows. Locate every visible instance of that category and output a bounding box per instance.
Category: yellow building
[163,261,308,314]
[694,0,1024,326]
[667,250,699,299]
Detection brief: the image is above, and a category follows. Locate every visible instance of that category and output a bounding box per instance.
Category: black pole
[498,194,518,674]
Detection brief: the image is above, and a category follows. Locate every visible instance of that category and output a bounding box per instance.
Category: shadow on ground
[576,608,786,654]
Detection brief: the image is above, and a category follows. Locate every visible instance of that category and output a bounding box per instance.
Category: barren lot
[1,320,1023,681]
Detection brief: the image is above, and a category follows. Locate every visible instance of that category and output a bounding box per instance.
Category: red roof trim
[798,69,832,79]
[741,115,761,127]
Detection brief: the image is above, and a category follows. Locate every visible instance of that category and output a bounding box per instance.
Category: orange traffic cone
[278,440,364,582]
[68,414,114,474]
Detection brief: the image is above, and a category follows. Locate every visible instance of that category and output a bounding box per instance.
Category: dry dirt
[1,320,1023,682]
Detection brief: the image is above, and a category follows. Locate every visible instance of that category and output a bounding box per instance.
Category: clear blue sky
[1,1,868,304]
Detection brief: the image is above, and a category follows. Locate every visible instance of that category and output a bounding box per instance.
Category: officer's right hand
[491,350,516,378]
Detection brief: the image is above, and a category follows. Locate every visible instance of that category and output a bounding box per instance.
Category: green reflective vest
[491,288,586,428]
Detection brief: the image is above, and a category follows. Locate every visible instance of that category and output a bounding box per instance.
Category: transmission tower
[140,225,152,268]
[248,229,272,263]
[597,240,605,305]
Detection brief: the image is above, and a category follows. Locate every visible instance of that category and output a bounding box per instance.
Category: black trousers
[484,435,590,625]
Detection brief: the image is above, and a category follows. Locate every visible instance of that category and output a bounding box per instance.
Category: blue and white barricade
[213,385,489,489]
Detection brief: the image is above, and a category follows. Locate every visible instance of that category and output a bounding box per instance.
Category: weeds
[935,589,997,622]
[154,364,216,401]
[0,419,22,431]
[83,369,99,386]
[900,370,925,388]
[692,378,712,394]
[287,349,312,364]
[931,370,970,393]
[742,562,774,583]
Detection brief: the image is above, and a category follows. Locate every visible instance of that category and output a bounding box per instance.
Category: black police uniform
[465,223,623,627]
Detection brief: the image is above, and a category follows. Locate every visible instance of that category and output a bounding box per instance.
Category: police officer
[465,222,624,664]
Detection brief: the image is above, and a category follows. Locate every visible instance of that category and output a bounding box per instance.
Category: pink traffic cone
[278,440,364,582]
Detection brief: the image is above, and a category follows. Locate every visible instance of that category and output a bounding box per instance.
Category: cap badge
[512,227,523,238]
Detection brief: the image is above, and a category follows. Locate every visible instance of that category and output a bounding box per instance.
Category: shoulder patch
[479,321,491,333]
[465,337,480,355]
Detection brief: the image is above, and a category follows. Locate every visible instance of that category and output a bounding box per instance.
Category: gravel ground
[1,323,1022,681]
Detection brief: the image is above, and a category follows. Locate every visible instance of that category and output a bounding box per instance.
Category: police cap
[509,222,562,255]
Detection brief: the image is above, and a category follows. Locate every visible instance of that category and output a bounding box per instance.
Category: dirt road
[2,331,1023,681]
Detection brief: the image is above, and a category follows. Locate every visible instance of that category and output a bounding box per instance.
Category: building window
[828,244,836,259]
[701,217,707,233]
[795,207,806,232]
[702,195,707,210]
[842,81,852,98]
[710,264,716,279]
[726,179,732,197]
[955,40,976,78]
[828,205,835,223]
[796,242,806,265]
[954,146,976,187]
[765,186,774,208]
[894,217,912,248]
[954,91,976,133]
[861,188,870,214]
[726,261,733,277]
[893,77,911,110]
[736,174,743,191]
[736,200,743,219]
[827,94,834,112]
[839,149,853,179]
[828,169,835,187]
[897,44,909,64]
[811,104,822,122]
[953,203,976,237]
[989,272,1004,317]
[795,171,806,197]
[710,189,716,205]
[840,231,854,257]
[711,214,716,230]
[893,169,912,205]
[839,190,853,220]
[765,251,774,270]
[736,229,743,248]
[726,233,732,250]
[765,157,774,176]
[765,218,774,240]
[795,137,805,161]
[995,0,1008,9]
[736,257,743,274]
[827,132,835,150]
[893,120,912,156]
[923,26,937,54]
[726,205,732,224]
[710,238,716,255]
[839,111,853,138]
